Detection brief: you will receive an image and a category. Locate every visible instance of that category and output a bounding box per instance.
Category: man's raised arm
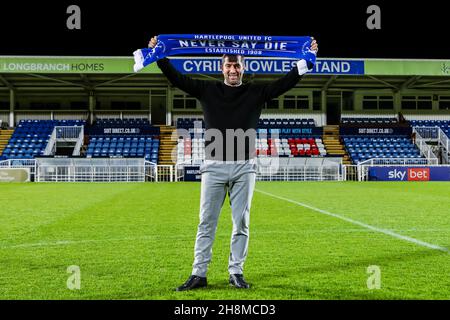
[150,36,207,99]
[261,38,318,101]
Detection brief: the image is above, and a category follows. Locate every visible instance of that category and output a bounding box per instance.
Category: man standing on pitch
[149,36,318,290]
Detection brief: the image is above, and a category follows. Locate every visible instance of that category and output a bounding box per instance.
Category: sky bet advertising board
[369,167,450,181]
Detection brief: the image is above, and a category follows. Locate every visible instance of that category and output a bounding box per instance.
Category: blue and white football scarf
[133,34,317,72]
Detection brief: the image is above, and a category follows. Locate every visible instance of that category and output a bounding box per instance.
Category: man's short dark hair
[222,54,244,64]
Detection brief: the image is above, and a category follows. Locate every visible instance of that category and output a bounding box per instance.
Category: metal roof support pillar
[9,89,15,128]
[321,90,327,125]
[89,91,95,125]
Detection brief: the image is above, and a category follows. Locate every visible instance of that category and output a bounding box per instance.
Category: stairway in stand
[157,125,177,165]
[79,135,90,157]
[0,129,14,157]
[322,125,352,165]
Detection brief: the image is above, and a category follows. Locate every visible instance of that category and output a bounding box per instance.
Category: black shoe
[176,275,207,291]
[229,274,250,289]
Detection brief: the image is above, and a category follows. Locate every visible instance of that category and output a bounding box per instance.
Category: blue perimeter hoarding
[87,127,160,136]
[184,166,201,181]
[340,127,412,136]
[170,57,364,75]
[368,167,450,181]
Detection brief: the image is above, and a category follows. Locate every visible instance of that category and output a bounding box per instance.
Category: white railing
[1,158,173,183]
[413,127,439,163]
[37,165,145,182]
[174,161,194,181]
[0,159,37,180]
[44,126,84,156]
[439,129,450,151]
[36,158,146,182]
[145,161,157,181]
[257,165,343,181]
[175,158,343,182]
[438,128,449,164]
[55,126,83,141]
[155,165,174,182]
[342,165,360,181]
[358,157,436,166]
[44,129,57,155]
[413,126,440,141]
[72,126,85,156]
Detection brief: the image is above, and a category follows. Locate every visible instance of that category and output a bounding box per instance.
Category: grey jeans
[192,160,257,277]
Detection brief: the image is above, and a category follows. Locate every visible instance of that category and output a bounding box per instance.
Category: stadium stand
[175,117,326,164]
[85,118,160,163]
[343,136,423,164]
[176,118,205,130]
[1,120,85,160]
[256,137,325,157]
[86,136,160,163]
[256,118,325,157]
[176,118,205,165]
[339,116,426,164]
[409,120,450,138]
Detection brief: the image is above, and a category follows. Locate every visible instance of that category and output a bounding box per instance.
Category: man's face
[222,56,244,86]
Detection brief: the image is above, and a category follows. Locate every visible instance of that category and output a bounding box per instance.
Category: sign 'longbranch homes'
[0,56,450,76]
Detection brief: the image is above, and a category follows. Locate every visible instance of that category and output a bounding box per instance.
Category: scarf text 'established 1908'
[133,34,316,72]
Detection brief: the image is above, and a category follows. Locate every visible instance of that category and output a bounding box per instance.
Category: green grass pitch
[0,181,449,299]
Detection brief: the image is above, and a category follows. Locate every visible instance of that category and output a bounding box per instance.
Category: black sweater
[157,58,304,160]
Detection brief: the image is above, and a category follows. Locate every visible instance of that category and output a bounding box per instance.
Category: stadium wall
[172,112,326,127]
[0,113,9,124]
[53,112,89,121]
[260,112,325,127]
[341,113,397,118]
[15,112,51,123]
[403,114,450,121]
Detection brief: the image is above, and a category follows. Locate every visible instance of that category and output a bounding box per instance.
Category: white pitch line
[255,189,450,254]
[0,235,193,250]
